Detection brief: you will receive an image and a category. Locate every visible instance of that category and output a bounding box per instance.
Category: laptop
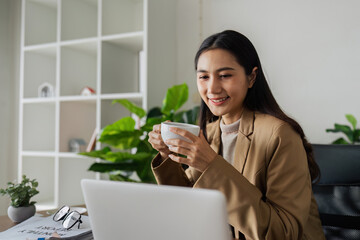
[81,179,231,240]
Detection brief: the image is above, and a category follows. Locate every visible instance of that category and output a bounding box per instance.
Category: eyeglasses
[53,205,83,230]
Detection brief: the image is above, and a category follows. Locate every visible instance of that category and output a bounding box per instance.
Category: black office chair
[312,144,360,240]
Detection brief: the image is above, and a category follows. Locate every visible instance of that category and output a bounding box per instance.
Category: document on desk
[0,215,92,240]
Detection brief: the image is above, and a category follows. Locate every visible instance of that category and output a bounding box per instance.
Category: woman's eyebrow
[216,67,235,72]
[197,67,235,73]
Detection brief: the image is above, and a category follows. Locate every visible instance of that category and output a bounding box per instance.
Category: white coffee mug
[161,122,200,146]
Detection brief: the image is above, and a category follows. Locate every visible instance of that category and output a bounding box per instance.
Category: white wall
[177,0,360,144]
[175,0,202,110]
[0,0,20,215]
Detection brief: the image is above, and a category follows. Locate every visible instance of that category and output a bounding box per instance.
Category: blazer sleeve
[194,123,312,240]
[151,153,194,187]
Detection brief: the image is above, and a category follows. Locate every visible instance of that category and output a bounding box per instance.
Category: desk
[0,214,16,232]
[0,208,51,232]
[0,205,86,233]
[1,209,237,239]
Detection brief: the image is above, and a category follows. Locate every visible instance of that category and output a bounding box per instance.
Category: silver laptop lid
[81,179,231,240]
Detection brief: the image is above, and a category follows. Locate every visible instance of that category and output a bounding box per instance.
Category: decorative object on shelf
[86,129,98,152]
[326,114,360,144]
[79,83,200,183]
[69,138,86,152]
[38,82,55,98]
[0,175,39,223]
[80,86,96,96]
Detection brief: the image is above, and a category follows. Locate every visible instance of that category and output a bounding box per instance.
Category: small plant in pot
[0,175,39,223]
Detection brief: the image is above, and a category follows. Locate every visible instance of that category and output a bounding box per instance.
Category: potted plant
[326,114,360,144]
[80,83,199,183]
[0,175,39,223]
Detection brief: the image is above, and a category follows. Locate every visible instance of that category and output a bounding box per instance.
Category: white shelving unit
[19,0,176,210]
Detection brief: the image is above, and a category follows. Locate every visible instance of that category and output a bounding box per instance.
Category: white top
[220,118,241,165]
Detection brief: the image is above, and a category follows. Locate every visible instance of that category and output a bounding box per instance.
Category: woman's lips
[209,96,229,106]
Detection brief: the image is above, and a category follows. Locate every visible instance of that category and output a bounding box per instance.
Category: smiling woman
[148,30,326,240]
[196,49,256,125]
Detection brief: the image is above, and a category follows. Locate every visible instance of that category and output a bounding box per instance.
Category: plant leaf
[79,147,112,158]
[80,148,151,163]
[109,173,139,182]
[103,152,152,163]
[345,114,357,130]
[354,129,360,142]
[136,140,157,154]
[161,83,188,115]
[332,137,350,144]
[174,106,200,124]
[99,130,142,149]
[135,156,156,183]
[326,124,353,143]
[142,118,162,132]
[0,175,39,207]
[113,99,146,118]
[88,161,141,173]
[147,107,162,119]
[101,117,135,136]
[334,123,353,142]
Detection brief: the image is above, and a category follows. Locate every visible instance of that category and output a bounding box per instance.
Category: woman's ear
[248,67,258,88]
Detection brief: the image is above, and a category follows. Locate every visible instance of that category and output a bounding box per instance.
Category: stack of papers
[0,215,92,240]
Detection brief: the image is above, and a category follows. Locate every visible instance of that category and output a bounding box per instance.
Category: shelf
[20,0,176,210]
[58,157,96,206]
[58,152,88,158]
[22,97,56,104]
[101,41,140,94]
[25,0,57,46]
[60,41,97,96]
[59,101,97,153]
[21,151,89,159]
[61,37,98,48]
[22,103,55,151]
[61,0,98,41]
[24,47,57,98]
[102,0,143,36]
[102,31,143,52]
[100,92,143,100]
[22,93,143,103]
[22,151,56,157]
[23,156,55,209]
[59,95,97,102]
[24,42,58,52]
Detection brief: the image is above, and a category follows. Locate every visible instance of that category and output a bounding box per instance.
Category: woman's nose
[208,77,221,94]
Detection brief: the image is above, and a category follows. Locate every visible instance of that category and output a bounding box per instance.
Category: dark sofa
[312,144,360,240]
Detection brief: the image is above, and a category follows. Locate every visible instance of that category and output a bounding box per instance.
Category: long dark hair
[195,30,320,182]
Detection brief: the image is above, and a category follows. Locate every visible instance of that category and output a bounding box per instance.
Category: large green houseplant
[80,83,199,183]
[326,114,360,144]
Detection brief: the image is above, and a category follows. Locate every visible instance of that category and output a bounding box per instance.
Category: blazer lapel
[206,120,221,154]
[234,109,254,174]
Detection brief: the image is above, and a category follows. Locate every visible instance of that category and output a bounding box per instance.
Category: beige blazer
[152,108,325,240]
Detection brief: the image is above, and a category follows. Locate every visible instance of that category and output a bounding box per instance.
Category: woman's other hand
[165,128,217,172]
[148,124,171,160]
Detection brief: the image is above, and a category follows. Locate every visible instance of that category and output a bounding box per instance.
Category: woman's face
[196,49,256,124]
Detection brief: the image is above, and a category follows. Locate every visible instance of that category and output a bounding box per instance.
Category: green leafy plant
[326,114,360,144]
[80,83,199,183]
[0,175,39,208]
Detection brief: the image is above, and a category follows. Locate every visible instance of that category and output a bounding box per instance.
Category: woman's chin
[208,108,226,117]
